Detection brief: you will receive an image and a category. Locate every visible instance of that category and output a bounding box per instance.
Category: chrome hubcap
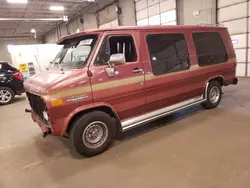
[82,121,108,149]
[0,90,12,104]
[209,86,220,103]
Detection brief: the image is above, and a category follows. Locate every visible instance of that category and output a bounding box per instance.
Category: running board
[121,96,206,132]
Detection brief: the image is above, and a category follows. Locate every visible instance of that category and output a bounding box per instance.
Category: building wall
[119,0,136,26]
[135,0,177,26]
[218,0,249,77]
[41,0,249,76]
[98,4,118,28]
[98,4,117,26]
[44,13,97,44]
[44,0,137,43]
[84,14,98,30]
[178,0,216,25]
[0,38,43,64]
[44,30,58,44]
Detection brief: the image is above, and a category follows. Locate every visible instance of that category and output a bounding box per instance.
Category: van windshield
[52,35,98,69]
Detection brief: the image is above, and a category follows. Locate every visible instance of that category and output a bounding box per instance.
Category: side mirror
[109,53,125,66]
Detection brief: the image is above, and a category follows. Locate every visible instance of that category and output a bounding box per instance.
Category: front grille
[26,92,47,124]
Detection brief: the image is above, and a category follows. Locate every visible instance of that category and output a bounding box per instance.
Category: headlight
[43,111,49,121]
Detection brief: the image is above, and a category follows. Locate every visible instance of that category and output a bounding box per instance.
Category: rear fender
[203,75,224,99]
[205,75,224,86]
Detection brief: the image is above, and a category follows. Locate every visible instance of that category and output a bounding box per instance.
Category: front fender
[62,102,120,135]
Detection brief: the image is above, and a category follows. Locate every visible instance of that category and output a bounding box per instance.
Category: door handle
[133,68,144,74]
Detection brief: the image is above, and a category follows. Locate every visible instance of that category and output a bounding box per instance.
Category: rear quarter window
[192,32,228,66]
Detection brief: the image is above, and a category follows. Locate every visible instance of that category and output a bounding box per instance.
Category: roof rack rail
[197,23,224,27]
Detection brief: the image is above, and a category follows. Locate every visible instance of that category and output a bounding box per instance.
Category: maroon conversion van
[25,25,238,157]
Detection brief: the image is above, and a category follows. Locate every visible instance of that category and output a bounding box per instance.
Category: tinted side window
[146,33,190,76]
[94,35,137,66]
[193,32,228,66]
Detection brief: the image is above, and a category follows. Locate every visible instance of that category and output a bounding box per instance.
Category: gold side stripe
[92,75,144,92]
[145,65,199,80]
[145,60,234,81]
[33,60,235,101]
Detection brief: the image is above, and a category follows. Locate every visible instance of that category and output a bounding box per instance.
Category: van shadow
[31,105,225,185]
[58,104,206,159]
[118,105,204,140]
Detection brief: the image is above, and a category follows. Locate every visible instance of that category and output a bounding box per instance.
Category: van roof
[57,25,226,44]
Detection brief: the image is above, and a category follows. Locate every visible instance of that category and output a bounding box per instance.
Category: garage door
[99,20,119,29]
[218,0,249,77]
[135,0,177,26]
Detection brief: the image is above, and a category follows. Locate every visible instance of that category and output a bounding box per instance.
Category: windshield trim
[51,34,99,69]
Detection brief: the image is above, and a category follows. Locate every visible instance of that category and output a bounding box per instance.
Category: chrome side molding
[121,95,206,132]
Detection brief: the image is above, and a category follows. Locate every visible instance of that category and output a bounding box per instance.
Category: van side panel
[142,29,204,114]
[89,31,146,120]
[142,27,237,115]
[191,28,237,86]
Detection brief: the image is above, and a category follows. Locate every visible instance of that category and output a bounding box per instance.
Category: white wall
[8,44,62,79]
[135,0,177,26]
[0,38,43,64]
[218,0,249,77]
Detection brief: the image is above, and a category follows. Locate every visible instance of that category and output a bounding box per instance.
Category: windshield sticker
[79,39,93,46]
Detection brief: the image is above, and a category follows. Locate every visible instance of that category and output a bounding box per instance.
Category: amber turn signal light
[51,99,63,107]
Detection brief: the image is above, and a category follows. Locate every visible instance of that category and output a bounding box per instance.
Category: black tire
[69,111,116,157]
[0,87,15,105]
[201,80,222,109]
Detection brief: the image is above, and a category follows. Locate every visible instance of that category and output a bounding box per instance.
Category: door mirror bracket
[105,67,119,78]
[105,53,124,77]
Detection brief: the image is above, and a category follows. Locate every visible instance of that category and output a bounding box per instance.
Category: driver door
[89,32,146,120]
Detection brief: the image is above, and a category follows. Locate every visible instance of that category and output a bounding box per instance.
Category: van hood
[24,68,89,94]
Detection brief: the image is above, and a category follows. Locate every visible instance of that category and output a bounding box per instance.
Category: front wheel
[69,111,116,157]
[201,80,222,109]
[0,87,15,105]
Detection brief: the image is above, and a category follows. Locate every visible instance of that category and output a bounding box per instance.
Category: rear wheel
[201,81,222,109]
[0,87,14,105]
[69,111,116,157]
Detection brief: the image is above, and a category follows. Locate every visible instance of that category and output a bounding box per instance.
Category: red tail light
[12,72,23,81]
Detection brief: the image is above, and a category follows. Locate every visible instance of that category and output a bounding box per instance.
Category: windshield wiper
[50,61,64,74]
[58,63,64,73]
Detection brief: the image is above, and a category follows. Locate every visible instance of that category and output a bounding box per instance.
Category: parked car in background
[0,61,24,105]
[25,25,238,157]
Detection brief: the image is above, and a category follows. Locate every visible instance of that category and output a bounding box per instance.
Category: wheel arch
[0,85,16,94]
[207,76,224,86]
[65,104,121,135]
[204,76,224,100]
